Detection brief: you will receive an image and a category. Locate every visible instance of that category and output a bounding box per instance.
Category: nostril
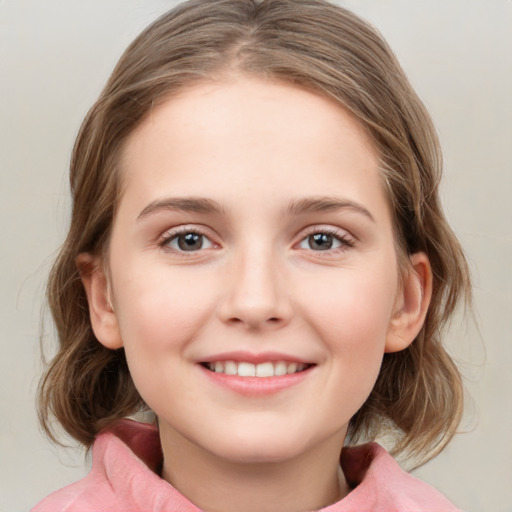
[226,315,284,329]
[218,291,293,329]
[228,316,281,324]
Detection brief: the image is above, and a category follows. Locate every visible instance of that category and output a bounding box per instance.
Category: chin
[203,428,316,465]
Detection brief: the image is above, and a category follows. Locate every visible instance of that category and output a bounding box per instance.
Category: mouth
[200,360,314,377]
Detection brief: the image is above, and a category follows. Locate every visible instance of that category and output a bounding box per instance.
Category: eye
[297,229,354,252]
[162,231,214,252]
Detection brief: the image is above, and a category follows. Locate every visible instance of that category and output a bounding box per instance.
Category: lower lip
[199,365,313,396]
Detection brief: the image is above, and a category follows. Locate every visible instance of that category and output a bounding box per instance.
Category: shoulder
[31,474,117,512]
[322,443,462,512]
[32,420,167,512]
[31,421,138,511]
[32,420,198,512]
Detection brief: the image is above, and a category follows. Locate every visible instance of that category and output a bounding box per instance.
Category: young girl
[34,0,471,510]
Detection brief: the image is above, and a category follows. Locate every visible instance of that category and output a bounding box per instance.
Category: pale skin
[79,75,432,512]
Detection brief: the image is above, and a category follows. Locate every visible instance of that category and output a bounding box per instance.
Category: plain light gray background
[1,1,511,511]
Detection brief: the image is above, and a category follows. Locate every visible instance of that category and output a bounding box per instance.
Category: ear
[385,252,433,353]
[76,253,123,350]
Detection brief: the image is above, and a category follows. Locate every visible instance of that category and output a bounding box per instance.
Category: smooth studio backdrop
[1,1,511,511]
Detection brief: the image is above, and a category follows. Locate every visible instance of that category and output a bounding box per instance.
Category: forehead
[118,76,389,222]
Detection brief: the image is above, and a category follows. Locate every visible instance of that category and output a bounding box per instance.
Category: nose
[217,246,293,331]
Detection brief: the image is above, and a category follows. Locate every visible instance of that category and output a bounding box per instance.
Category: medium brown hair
[39,0,471,464]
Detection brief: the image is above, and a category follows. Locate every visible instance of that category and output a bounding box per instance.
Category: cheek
[111,265,217,387]
[298,263,398,384]
[303,263,397,339]
[307,272,397,425]
[115,263,216,337]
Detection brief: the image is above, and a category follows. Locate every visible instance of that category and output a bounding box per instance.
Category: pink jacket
[33,420,461,511]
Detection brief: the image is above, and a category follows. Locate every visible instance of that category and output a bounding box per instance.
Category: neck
[160,428,349,512]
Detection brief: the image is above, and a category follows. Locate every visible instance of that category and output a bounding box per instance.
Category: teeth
[205,360,309,377]
[256,362,274,377]
[224,361,237,375]
[287,362,297,374]
[238,362,256,377]
[274,361,287,376]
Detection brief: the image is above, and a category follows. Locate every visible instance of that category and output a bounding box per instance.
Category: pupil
[310,233,333,250]
[178,233,202,251]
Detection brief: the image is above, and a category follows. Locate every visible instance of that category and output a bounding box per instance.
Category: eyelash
[158,226,355,256]
[297,226,355,254]
[159,227,216,255]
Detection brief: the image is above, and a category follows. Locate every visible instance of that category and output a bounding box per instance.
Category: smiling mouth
[201,361,313,377]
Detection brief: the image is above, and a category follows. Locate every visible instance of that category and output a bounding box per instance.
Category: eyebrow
[286,196,375,222]
[137,197,225,220]
[137,195,375,222]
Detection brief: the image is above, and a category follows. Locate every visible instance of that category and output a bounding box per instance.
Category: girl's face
[88,76,425,467]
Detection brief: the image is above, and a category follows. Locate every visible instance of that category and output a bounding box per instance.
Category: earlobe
[76,253,123,350]
[385,252,433,353]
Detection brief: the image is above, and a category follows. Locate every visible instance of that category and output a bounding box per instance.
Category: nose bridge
[219,240,291,329]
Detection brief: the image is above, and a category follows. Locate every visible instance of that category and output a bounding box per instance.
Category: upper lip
[198,351,314,365]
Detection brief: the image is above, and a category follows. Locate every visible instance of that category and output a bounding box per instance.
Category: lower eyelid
[297,238,353,252]
[172,234,213,250]
[159,229,216,251]
[297,228,355,248]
